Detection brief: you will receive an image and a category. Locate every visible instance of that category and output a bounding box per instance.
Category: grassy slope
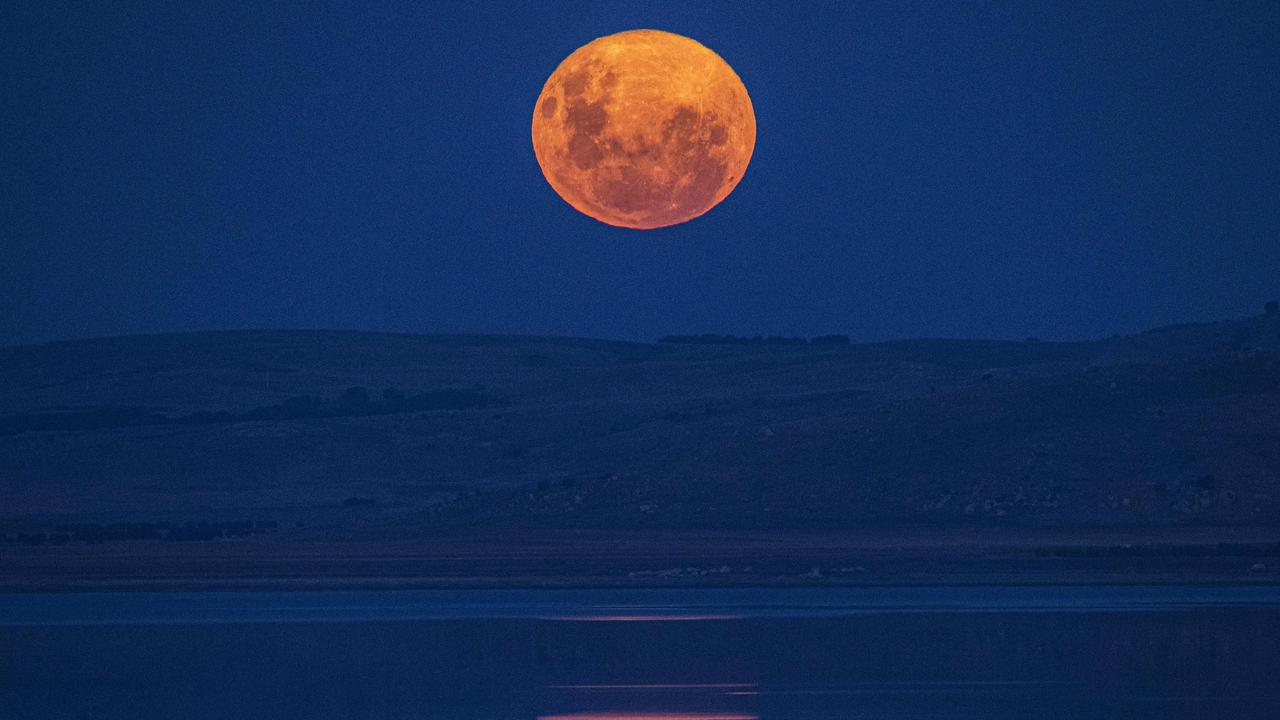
[1,314,1278,587]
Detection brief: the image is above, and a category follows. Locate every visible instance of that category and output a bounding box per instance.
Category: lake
[2,586,1279,719]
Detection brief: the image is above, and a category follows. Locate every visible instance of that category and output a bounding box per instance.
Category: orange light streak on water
[539,715,757,720]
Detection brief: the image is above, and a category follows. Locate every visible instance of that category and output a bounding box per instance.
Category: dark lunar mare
[548,61,734,226]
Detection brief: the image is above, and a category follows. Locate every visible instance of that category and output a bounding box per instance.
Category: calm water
[2,587,1279,719]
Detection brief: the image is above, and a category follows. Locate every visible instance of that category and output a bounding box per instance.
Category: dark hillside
[1,312,1278,552]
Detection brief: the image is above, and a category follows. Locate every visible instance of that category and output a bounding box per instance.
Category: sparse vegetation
[659,334,808,345]
[1,520,280,545]
[0,385,493,436]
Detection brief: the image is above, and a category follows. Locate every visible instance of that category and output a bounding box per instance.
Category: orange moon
[532,30,756,230]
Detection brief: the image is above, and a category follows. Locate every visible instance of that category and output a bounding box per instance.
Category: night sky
[4,1,1278,346]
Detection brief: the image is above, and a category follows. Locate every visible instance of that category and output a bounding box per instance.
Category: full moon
[532,30,756,230]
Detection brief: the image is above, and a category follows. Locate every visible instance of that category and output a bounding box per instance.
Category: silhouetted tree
[660,334,806,346]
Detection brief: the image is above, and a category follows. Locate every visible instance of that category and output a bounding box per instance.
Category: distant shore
[4,319,1280,593]
[3,526,1278,592]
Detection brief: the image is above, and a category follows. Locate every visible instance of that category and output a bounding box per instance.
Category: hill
[1,311,1279,588]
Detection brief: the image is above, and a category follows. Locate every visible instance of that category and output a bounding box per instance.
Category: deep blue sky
[3,1,1278,346]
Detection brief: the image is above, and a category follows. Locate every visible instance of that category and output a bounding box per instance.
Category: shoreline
[4,526,1278,593]
[6,585,1280,627]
